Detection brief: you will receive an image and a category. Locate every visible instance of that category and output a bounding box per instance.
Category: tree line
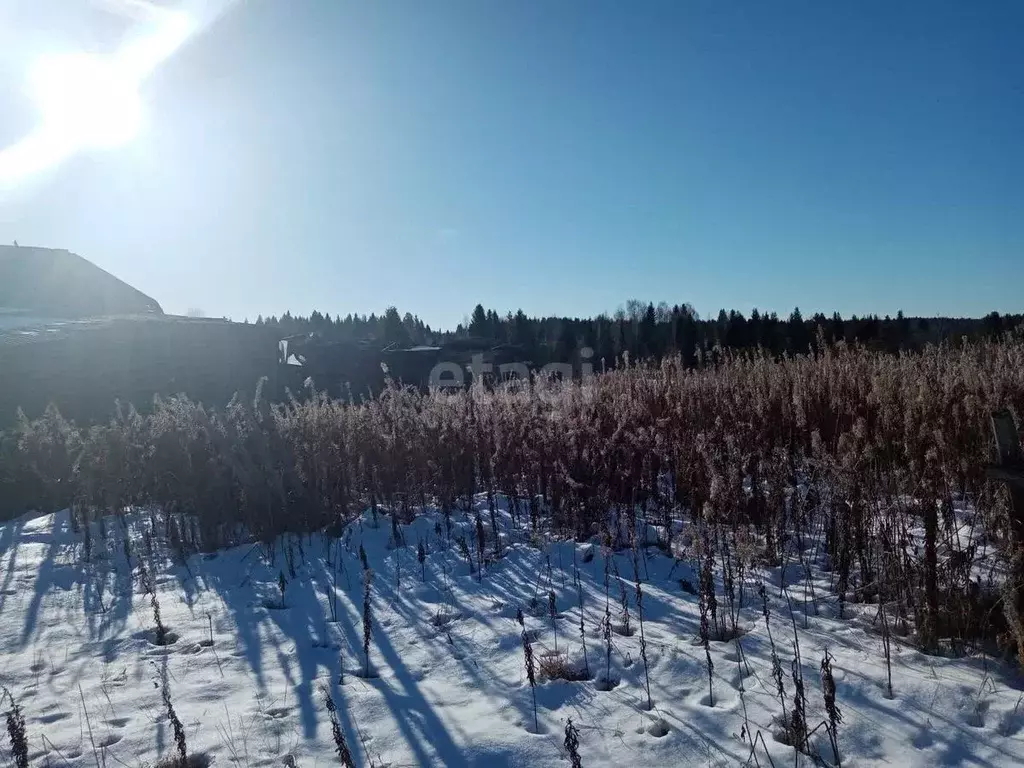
[253,302,1022,367]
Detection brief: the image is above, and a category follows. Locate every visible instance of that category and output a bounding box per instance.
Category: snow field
[0,498,1021,767]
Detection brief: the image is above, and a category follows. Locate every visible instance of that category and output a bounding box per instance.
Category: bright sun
[29,52,143,150]
[0,4,200,188]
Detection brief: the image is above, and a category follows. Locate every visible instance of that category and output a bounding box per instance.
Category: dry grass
[4,336,1024,656]
[537,651,591,682]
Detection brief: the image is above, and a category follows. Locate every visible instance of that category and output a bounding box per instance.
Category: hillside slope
[0,245,162,318]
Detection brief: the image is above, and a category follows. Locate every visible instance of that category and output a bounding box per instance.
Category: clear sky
[0,1,1021,327]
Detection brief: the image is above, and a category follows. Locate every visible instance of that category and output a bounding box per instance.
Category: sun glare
[29,52,142,150]
[0,6,197,188]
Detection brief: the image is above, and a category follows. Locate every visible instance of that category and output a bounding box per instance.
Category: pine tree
[469,304,489,337]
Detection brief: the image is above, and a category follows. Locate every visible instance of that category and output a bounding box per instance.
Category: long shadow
[195,534,361,741]
[10,511,138,648]
[261,573,337,739]
[382,560,613,748]
[382,589,520,729]
[835,664,1020,765]
[20,513,83,646]
[359,604,471,767]
[327,673,370,766]
[394,532,703,700]
[88,523,137,642]
[321,555,474,768]
[0,517,25,615]
[661,709,755,766]
[85,565,133,644]
[198,552,269,691]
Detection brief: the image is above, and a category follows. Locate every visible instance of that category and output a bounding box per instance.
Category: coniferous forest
[255,301,1022,366]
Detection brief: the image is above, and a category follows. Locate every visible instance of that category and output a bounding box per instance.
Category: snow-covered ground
[0,500,1022,767]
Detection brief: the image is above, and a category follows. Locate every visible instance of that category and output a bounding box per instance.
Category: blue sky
[0,1,1021,327]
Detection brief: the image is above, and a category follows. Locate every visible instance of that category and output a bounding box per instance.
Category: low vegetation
[2,336,1023,663]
